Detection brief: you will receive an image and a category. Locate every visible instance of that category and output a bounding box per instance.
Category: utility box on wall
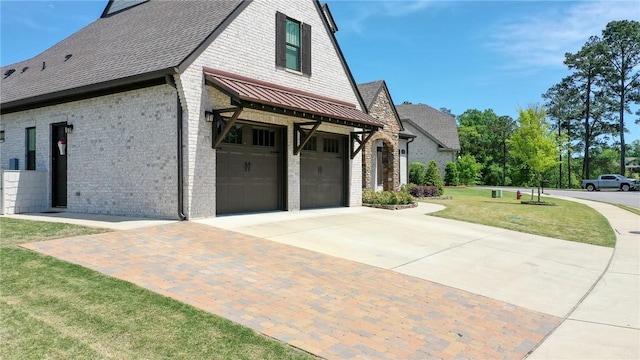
[9,158,19,170]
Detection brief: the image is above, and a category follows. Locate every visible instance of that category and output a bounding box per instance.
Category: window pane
[252,129,276,147]
[27,128,36,151]
[26,127,36,170]
[286,20,300,46]
[222,125,242,144]
[286,45,300,71]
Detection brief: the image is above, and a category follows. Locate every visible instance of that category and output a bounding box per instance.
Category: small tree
[457,154,483,185]
[409,162,426,185]
[444,161,459,186]
[508,105,559,202]
[424,160,444,195]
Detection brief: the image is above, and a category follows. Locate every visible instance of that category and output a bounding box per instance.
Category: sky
[1,0,639,143]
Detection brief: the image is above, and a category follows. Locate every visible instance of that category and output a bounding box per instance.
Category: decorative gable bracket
[211,107,243,149]
[350,130,376,159]
[294,121,322,155]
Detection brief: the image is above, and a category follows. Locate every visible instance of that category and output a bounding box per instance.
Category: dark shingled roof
[356,79,404,132]
[1,0,244,109]
[357,80,384,111]
[396,103,460,150]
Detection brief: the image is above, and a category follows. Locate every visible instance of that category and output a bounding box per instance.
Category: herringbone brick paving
[23,222,560,359]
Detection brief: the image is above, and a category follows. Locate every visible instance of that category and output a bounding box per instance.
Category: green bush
[409,162,426,185]
[424,160,444,195]
[362,188,413,205]
[457,154,483,185]
[444,162,459,186]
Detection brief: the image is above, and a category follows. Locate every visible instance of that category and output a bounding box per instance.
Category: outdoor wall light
[205,111,215,122]
[65,124,74,133]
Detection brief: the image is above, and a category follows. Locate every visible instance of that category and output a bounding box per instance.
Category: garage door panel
[216,124,282,215]
[301,134,345,209]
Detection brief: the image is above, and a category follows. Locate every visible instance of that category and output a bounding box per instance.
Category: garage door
[216,123,283,214]
[300,133,346,209]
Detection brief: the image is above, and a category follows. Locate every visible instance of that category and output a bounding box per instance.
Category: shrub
[424,160,444,195]
[362,188,413,205]
[457,154,483,185]
[408,185,440,198]
[409,162,426,185]
[444,162,459,186]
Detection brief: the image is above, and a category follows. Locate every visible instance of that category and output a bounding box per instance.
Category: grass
[0,217,111,247]
[421,188,616,247]
[0,218,315,360]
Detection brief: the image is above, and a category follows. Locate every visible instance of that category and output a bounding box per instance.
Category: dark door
[216,123,282,214]
[51,123,67,207]
[301,133,345,209]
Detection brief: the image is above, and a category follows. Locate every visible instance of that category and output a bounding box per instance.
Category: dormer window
[276,12,311,75]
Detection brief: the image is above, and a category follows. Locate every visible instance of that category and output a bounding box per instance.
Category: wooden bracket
[294,121,322,155]
[212,106,243,149]
[350,130,375,159]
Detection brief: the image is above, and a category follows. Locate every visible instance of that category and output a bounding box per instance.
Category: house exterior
[0,0,382,218]
[357,80,414,191]
[396,103,460,176]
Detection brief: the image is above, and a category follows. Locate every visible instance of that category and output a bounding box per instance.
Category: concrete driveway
[198,203,612,319]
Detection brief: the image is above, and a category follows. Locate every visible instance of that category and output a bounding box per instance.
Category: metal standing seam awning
[203,67,381,158]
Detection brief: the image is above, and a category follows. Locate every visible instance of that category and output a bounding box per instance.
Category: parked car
[581,174,638,192]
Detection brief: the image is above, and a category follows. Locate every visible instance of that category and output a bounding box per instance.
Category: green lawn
[0,218,315,360]
[421,188,616,247]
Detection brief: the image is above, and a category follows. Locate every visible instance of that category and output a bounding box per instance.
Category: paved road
[485,186,640,209]
[543,189,640,209]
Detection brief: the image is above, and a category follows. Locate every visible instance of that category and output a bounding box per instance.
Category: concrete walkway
[527,196,640,360]
[14,197,640,359]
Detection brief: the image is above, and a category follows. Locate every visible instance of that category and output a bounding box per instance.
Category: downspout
[406,136,415,184]
[165,74,187,220]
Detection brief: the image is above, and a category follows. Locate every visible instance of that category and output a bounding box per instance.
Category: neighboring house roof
[205,68,382,128]
[356,80,404,131]
[396,103,460,150]
[1,0,246,112]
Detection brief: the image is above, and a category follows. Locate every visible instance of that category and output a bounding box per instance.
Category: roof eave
[0,67,176,115]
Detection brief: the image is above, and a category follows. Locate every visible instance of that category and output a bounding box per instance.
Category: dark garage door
[301,133,346,209]
[216,123,283,214]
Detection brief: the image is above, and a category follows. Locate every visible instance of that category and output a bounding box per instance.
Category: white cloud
[487,1,640,71]
[332,0,435,35]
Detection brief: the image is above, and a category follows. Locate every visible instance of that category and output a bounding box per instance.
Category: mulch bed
[363,202,418,210]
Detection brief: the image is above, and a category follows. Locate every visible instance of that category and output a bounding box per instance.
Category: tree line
[454,20,640,188]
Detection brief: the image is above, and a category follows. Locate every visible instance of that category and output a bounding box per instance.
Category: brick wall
[1,171,47,214]
[403,122,457,177]
[177,0,366,217]
[0,85,179,218]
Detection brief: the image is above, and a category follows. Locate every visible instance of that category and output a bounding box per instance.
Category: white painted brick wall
[177,0,366,218]
[0,85,179,218]
[404,122,457,177]
[1,171,48,214]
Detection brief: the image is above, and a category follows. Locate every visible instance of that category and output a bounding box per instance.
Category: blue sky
[1,0,639,143]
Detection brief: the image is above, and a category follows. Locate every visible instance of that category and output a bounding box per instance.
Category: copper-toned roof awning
[203,67,382,129]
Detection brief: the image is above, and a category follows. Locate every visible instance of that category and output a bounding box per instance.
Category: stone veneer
[362,87,402,191]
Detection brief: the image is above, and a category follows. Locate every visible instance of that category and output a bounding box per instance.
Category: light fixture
[65,124,74,133]
[205,111,215,122]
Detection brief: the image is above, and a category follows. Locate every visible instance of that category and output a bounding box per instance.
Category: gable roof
[1,0,246,112]
[357,80,384,111]
[357,79,404,131]
[396,103,460,150]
